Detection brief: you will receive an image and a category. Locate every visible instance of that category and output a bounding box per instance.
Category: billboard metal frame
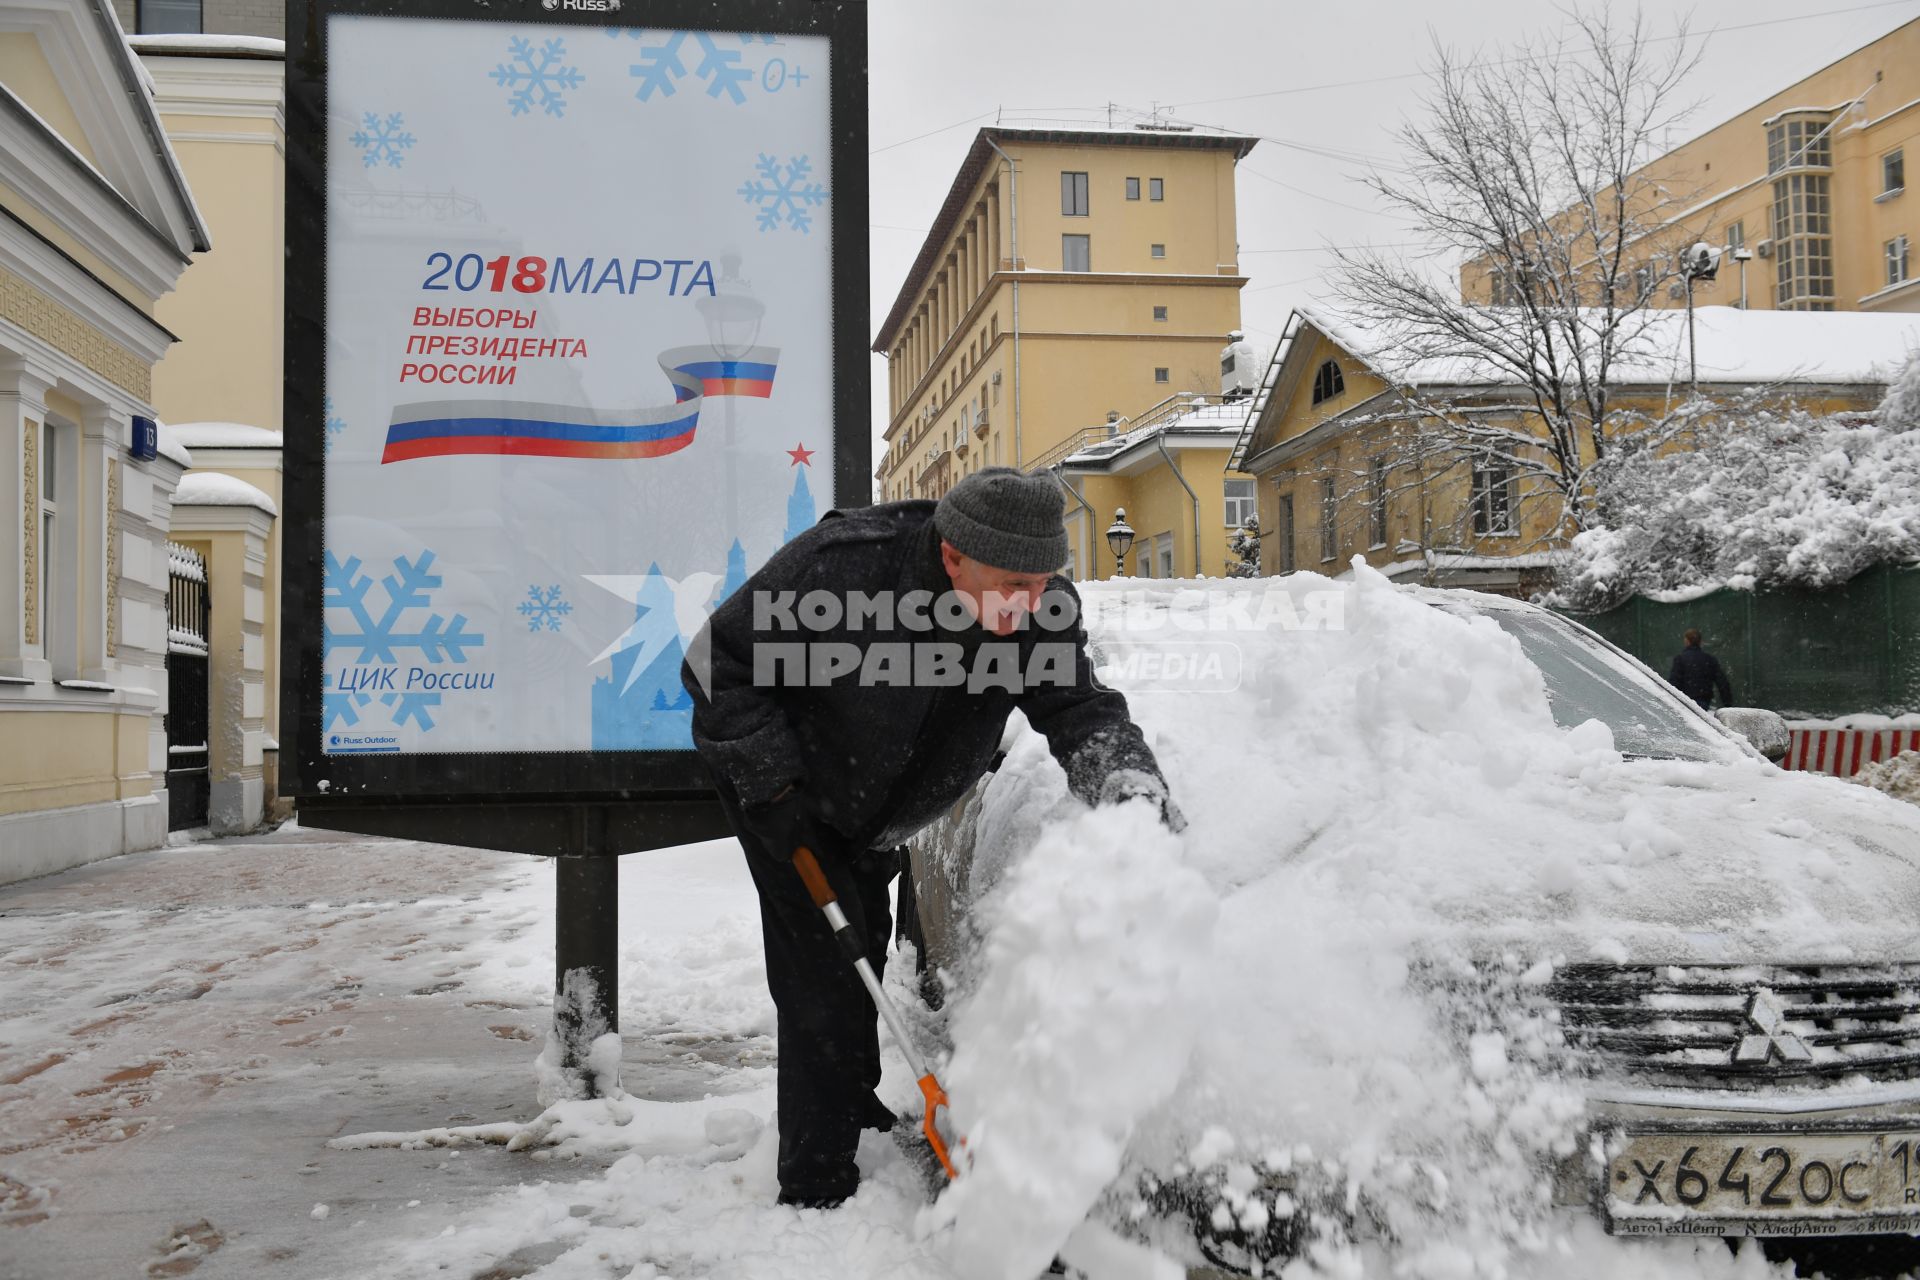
[280,0,869,852]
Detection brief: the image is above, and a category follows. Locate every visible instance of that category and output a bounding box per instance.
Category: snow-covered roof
[173,471,277,515]
[168,422,284,449]
[154,421,191,468]
[1300,303,1920,390]
[128,34,285,59]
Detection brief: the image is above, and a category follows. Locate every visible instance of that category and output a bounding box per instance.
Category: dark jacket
[681,500,1163,850]
[1668,643,1732,710]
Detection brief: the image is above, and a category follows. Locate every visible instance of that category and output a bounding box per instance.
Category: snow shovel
[791,844,960,1182]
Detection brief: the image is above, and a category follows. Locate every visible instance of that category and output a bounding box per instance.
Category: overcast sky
[859,0,1920,460]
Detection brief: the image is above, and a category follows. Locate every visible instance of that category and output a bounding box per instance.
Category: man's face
[939,540,1055,636]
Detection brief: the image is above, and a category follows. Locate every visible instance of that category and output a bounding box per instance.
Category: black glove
[740,781,820,860]
[1098,769,1188,834]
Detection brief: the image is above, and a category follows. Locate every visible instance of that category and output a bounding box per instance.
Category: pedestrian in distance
[1668,627,1733,710]
[681,466,1182,1209]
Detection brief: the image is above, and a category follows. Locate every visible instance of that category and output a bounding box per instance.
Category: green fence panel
[1560,563,1920,719]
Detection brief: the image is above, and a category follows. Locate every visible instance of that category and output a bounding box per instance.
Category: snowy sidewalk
[0,824,944,1280]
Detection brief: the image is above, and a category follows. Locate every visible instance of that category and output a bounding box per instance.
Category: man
[1668,628,1733,710]
[681,466,1179,1208]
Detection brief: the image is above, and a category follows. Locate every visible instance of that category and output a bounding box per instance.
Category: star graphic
[787,442,815,467]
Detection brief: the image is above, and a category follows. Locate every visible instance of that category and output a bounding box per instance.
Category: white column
[80,403,119,683]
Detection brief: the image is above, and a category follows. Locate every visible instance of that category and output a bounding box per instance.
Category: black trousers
[719,791,899,1200]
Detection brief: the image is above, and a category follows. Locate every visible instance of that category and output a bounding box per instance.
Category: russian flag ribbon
[380,345,779,464]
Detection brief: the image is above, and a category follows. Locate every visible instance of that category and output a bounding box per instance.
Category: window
[1062,234,1090,272]
[137,0,201,33]
[1470,460,1514,535]
[1490,266,1532,307]
[1061,171,1089,217]
[1137,545,1153,579]
[1766,114,1831,173]
[1319,478,1338,562]
[1063,547,1077,582]
[1155,533,1174,579]
[1152,305,1168,322]
[1725,220,1744,253]
[1150,243,1166,259]
[1126,177,1141,201]
[1276,492,1296,574]
[1310,359,1344,406]
[1149,178,1164,201]
[1224,478,1256,528]
[1887,149,1907,196]
[1890,236,1911,287]
[1368,458,1389,548]
[1772,172,1834,308]
[1633,263,1656,298]
[1153,367,1170,384]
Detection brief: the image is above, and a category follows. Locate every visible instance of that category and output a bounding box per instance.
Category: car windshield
[1463,607,1729,762]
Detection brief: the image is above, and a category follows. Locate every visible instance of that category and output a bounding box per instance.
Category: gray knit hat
[934,466,1069,573]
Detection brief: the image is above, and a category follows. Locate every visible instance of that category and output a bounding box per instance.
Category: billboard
[283,0,868,807]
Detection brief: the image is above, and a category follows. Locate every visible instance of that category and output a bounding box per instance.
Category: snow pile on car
[929,564,1920,1276]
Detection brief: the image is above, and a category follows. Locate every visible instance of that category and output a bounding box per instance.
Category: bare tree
[1330,7,1711,545]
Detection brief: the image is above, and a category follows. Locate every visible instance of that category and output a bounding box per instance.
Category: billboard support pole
[553,837,620,1099]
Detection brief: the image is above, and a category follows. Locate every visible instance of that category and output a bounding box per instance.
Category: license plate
[1606,1131,1920,1236]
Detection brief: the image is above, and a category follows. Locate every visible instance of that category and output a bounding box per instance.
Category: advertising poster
[321,14,834,757]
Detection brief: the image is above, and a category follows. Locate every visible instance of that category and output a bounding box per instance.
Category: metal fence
[1560,563,1920,721]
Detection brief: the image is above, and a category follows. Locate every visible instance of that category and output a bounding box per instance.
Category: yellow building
[873,122,1256,512]
[1464,18,1920,314]
[132,33,286,832]
[0,0,210,881]
[1230,305,1919,595]
[1044,392,1257,581]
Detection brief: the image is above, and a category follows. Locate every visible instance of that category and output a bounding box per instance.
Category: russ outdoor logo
[542,0,621,10]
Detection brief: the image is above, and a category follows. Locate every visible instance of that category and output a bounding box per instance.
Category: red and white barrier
[1784,726,1920,777]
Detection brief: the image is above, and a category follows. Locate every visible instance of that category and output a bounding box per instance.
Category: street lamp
[1681,240,1721,392]
[1732,245,1754,311]
[1106,508,1135,577]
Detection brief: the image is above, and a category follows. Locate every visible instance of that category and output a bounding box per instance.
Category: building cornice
[0,83,191,300]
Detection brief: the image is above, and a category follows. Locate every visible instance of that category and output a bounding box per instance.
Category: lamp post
[1106,508,1135,578]
[1681,240,1721,392]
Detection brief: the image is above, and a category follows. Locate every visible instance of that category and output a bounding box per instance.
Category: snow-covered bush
[1554,357,1920,608]
[1226,516,1262,579]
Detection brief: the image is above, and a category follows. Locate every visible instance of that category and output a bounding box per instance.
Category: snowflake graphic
[517,584,572,633]
[629,32,754,105]
[349,112,415,169]
[324,396,345,454]
[323,550,484,733]
[491,36,584,118]
[738,154,829,233]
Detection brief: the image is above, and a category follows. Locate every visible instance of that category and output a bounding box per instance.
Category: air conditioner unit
[1667,281,1687,300]
[1756,239,1774,259]
[991,371,1003,387]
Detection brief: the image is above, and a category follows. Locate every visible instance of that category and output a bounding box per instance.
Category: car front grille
[1545,963,1920,1088]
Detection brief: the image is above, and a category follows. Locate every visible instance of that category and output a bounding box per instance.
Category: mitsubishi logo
[1732,988,1814,1065]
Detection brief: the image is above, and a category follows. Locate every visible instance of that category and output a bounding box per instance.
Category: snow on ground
[1856,750,1920,807]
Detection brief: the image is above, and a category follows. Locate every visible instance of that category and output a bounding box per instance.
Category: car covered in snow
[904,570,1920,1277]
